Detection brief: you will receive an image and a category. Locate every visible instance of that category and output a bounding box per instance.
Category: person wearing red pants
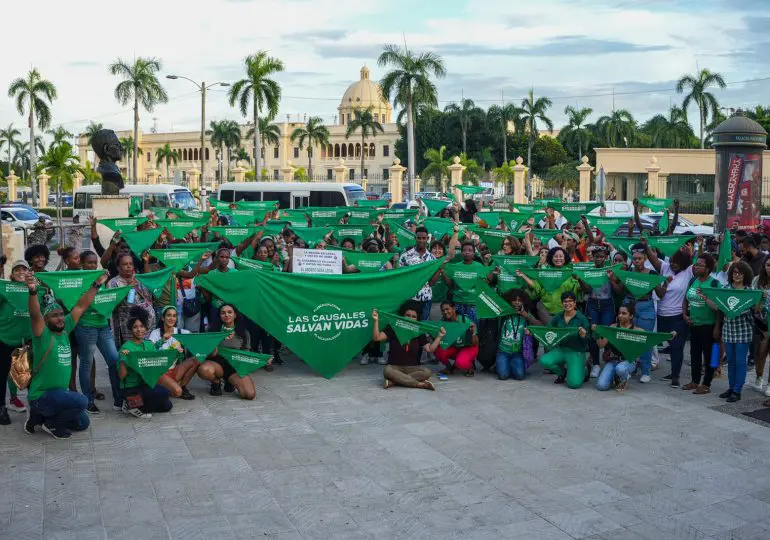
[435,301,478,377]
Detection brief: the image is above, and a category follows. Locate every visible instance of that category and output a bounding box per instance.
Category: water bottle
[710,342,720,368]
[127,289,136,305]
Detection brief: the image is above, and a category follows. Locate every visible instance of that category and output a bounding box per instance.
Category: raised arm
[100,230,121,269]
[666,199,680,236]
[643,237,663,273]
[633,198,643,236]
[26,273,45,337]
[371,309,388,342]
[70,271,110,324]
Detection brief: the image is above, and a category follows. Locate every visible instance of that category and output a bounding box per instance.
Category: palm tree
[291,116,330,178]
[155,143,179,181]
[643,106,694,148]
[221,120,242,181]
[13,141,30,182]
[445,98,476,155]
[492,160,516,195]
[560,106,593,160]
[246,117,281,161]
[83,121,104,145]
[520,89,553,169]
[378,44,446,196]
[422,145,451,188]
[39,141,83,226]
[228,51,284,170]
[109,57,168,183]
[596,109,636,147]
[487,103,523,164]
[119,136,143,181]
[0,124,21,177]
[676,68,727,149]
[206,120,228,181]
[459,153,484,184]
[7,68,57,206]
[345,107,384,180]
[46,126,74,150]
[234,147,250,166]
[82,160,101,185]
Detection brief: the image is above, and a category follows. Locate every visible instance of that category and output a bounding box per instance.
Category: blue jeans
[75,324,123,406]
[30,389,89,431]
[657,314,689,379]
[496,350,525,380]
[725,342,750,394]
[596,361,636,390]
[420,300,432,322]
[456,303,477,324]
[586,298,616,366]
[633,299,656,376]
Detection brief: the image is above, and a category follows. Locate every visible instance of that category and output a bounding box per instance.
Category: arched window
[341,144,347,158]
[355,143,361,158]
[374,113,379,123]
[321,145,327,159]
[183,149,188,161]
[193,148,198,161]
[348,143,354,156]
[334,144,340,158]
[328,144,333,158]
[205,148,210,160]
[369,143,375,157]
[347,113,351,125]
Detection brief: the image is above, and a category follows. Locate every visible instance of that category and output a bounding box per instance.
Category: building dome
[338,66,392,126]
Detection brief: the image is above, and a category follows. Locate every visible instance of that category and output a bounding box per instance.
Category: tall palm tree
[7,68,57,205]
[155,143,179,181]
[487,103,523,164]
[39,141,83,226]
[676,68,726,149]
[345,107,384,180]
[596,109,636,148]
[13,141,30,182]
[492,160,516,195]
[422,145,451,186]
[291,116,330,178]
[119,136,143,182]
[221,120,242,181]
[206,120,228,181]
[109,57,168,183]
[520,89,553,169]
[459,152,484,184]
[378,44,446,196]
[228,51,284,170]
[643,106,694,148]
[444,98,476,155]
[246,117,281,161]
[234,147,250,167]
[0,124,21,177]
[83,121,104,146]
[46,125,74,150]
[560,106,593,160]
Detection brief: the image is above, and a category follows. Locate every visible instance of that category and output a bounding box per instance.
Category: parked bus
[216,182,366,209]
[73,184,197,221]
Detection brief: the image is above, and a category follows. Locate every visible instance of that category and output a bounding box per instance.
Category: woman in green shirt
[118,307,173,419]
[517,247,580,324]
[496,289,541,381]
[443,241,487,324]
[682,253,720,395]
[538,291,590,389]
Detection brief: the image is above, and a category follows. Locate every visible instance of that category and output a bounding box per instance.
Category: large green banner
[197,259,444,378]
[593,325,673,361]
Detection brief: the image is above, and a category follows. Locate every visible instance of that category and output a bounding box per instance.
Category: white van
[587,200,635,218]
[216,182,366,208]
[74,184,198,221]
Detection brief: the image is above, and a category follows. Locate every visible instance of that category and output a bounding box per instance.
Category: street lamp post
[166,75,229,192]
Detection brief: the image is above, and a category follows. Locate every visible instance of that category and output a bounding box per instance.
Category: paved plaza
[3,350,770,540]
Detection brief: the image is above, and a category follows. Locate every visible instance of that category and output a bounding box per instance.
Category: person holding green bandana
[24,270,109,440]
[444,241,487,323]
[199,247,238,328]
[516,247,580,324]
[682,253,720,395]
[594,303,643,391]
[538,291,590,388]
[496,289,541,380]
[149,306,197,400]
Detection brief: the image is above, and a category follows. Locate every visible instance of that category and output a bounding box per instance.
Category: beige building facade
[77,66,399,192]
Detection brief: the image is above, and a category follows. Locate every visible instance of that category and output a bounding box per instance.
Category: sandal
[615,379,628,392]
[464,370,475,377]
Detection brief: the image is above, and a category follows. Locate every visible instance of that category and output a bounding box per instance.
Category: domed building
[76,66,400,193]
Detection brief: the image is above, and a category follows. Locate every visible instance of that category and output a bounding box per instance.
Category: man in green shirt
[25,270,109,440]
[443,241,487,323]
[539,291,591,389]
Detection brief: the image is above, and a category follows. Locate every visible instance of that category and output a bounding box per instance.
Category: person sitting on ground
[594,303,643,392]
[371,303,445,390]
[496,289,542,381]
[434,300,479,377]
[24,270,109,439]
[148,306,197,400]
[538,291,590,388]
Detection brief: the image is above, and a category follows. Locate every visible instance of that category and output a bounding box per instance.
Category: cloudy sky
[1,0,768,144]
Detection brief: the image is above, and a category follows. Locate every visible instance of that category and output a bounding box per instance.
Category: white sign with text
[293,248,343,275]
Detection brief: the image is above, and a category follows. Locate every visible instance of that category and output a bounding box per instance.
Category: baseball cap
[11,260,29,270]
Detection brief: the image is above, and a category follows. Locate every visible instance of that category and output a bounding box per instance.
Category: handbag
[9,337,54,390]
[182,296,201,317]
[522,333,535,368]
[124,387,144,410]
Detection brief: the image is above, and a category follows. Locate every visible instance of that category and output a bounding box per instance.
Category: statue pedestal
[93,195,132,250]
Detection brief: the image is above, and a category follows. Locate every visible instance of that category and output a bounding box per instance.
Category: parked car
[643,213,714,235]
[0,206,55,240]
[2,203,54,239]
[365,192,380,200]
[383,192,392,201]
[612,217,656,237]
[389,200,421,210]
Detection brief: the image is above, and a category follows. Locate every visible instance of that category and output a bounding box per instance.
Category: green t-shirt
[530,276,581,315]
[686,278,718,326]
[549,310,590,352]
[431,279,449,304]
[448,261,487,305]
[119,340,156,388]
[28,315,76,401]
[498,315,527,353]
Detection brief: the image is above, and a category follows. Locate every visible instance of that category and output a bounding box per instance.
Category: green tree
[487,103,523,164]
[38,141,83,225]
[109,57,168,183]
[459,152,484,184]
[46,125,74,150]
[206,120,228,181]
[596,109,636,148]
[676,68,726,149]
[378,44,446,195]
[492,160,515,194]
[234,147,250,166]
[0,124,21,177]
[83,121,104,145]
[221,120,242,181]
[247,116,281,162]
[531,136,569,175]
[155,143,179,181]
[345,107,384,180]
[560,106,593,160]
[445,98,476,155]
[82,160,101,185]
[642,106,694,148]
[745,106,770,147]
[7,67,57,205]
[291,116,330,178]
[544,161,580,192]
[422,145,451,185]
[228,51,284,169]
[119,136,143,182]
[520,89,553,170]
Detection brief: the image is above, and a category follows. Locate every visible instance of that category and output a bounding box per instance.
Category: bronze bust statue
[91,129,125,195]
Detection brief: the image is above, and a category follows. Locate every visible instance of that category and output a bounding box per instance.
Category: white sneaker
[639,375,651,384]
[377,357,387,365]
[765,387,770,397]
[753,377,764,392]
[122,401,151,419]
[359,355,369,365]
[590,365,601,379]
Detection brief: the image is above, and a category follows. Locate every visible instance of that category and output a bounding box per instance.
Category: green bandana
[495,267,525,293]
[121,228,163,257]
[331,226,369,245]
[421,198,452,216]
[528,229,559,244]
[129,196,143,217]
[210,226,258,246]
[197,259,444,378]
[518,267,575,293]
[377,311,429,345]
[454,184,485,195]
[638,197,673,212]
[424,319,474,348]
[99,217,148,232]
[658,211,669,234]
[218,347,272,377]
[382,209,420,221]
[498,211,534,232]
[491,255,539,272]
[472,281,516,319]
[606,236,640,256]
[89,286,132,317]
[42,300,62,316]
[223,208,266,226]
[174,331,231,362]
[293,227,334,247]
[35,270,106,310]
[422,217,463,240]
[355,199,389,209]
[645,236,691,257]
[593,325,674,361]
[718,230,732,273]
[155,218,207,240]
[134,267,173,298]
[346,208,380,225]
[511,203,544,213]
[588,217,627,237]
[547,202,603,224]
[123,349,176,386]
[385,220,417,246]
[151,207,206,220]
[341,251,394,272]
[528,326,579,349]
[0,280,41,312]
[614,269,667,299]
[231,256,276,272]
[167,242,221,252]
[699,287,763,319]
[573,264,622,288]
[476,229,513,253]
[149,248,208,273]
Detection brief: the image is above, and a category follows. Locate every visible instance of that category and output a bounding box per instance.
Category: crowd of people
[0,196,767,441]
